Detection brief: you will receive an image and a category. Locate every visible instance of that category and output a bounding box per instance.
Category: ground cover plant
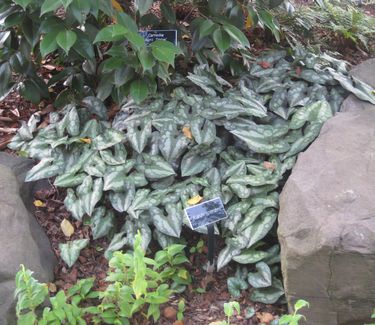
[9,47,375,308]
[249,0,375,59]
[15,233,191,324]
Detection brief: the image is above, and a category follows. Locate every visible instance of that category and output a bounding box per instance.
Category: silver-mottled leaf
[25,158,61,182]
[217,245,241,270]
[250,278,284,304]
[104,232,127,259]
[127,119,152,153]
[90,207,114,240]
[109,184,135,213]
[150,205,182,238]
[143,154,176,179]
[248,262,272,288]
[190,117,216,145]
[92,129,125,150]
[59,239,89,268]
[246,209,277,248]
[82,96,108,120]
[233,248,269,264]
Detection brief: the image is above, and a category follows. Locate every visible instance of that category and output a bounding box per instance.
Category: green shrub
[0,0,182,105]
[0,0,295,104]
[15,233,191,324]
[15,265,97,324]
[268,1,375,52]
[315,0,375,50]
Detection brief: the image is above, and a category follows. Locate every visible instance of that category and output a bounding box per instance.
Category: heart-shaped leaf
[90,207,114,240]
[248,262,272,288]
[59,239,89,268]
[227,277,248,297]
[57,30,77,54]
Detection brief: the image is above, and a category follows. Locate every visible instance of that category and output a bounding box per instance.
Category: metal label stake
[206,224,215,273]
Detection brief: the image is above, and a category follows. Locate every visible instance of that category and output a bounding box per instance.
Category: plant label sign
[140,29,178,46]
[185,197,227,230]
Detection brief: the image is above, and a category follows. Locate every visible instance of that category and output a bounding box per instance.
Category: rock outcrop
[278,59,375,325]
[0,153,56,325]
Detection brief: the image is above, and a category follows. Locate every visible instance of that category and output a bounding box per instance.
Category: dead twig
[0,116,14,122]
[0,127,18,133]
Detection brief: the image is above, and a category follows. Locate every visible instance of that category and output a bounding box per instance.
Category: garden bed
[1,0,375,324]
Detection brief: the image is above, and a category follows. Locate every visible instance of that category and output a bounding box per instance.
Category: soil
[0,92,38,151]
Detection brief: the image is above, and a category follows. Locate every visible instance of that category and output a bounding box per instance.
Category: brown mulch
[34,187,110,293]
[0,92,38,151]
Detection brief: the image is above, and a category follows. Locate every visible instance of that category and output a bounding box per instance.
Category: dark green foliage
[0,0,294,104]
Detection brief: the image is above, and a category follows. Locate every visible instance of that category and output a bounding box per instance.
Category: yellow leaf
[256,312,275,323]
[178,269,189,280]
[187,195,203,206]
[33,200,46,207]
[245,15,253,29]
[48,282,57,293]
[61,219,75,237]
[263,161,276,171]
[182,126,193,140]
[79,138,92,144]
[111,0,124,12]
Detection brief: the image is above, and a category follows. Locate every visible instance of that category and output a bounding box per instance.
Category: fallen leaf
[111,0,124,12]
[178,269,189,280]
[10,108,20,117]
[187,195,203,205]
[48,282,57,293]
[42,64,56,71]
[263,161,276,171]
[61,219,75,237]
[208,322,224,325]
[79,138,92,144]
[37,119,49,130]
[258,61,272,69]
[256,312,274,324]
[245,15,253,29]
[0,127,17,133]
[34,200,46,207]
[182,126,193,140]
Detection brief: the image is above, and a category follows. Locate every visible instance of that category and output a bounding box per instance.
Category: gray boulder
[278,58,375,325]
[0,153,56,325]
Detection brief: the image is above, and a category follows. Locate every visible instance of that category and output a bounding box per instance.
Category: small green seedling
[222,301,240,325]
[177,298,186,321]
[195,287,206,294]
[279,299,309,325]
[364,308,375,325]
[209,301,241,325]
[189,239,205,254]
